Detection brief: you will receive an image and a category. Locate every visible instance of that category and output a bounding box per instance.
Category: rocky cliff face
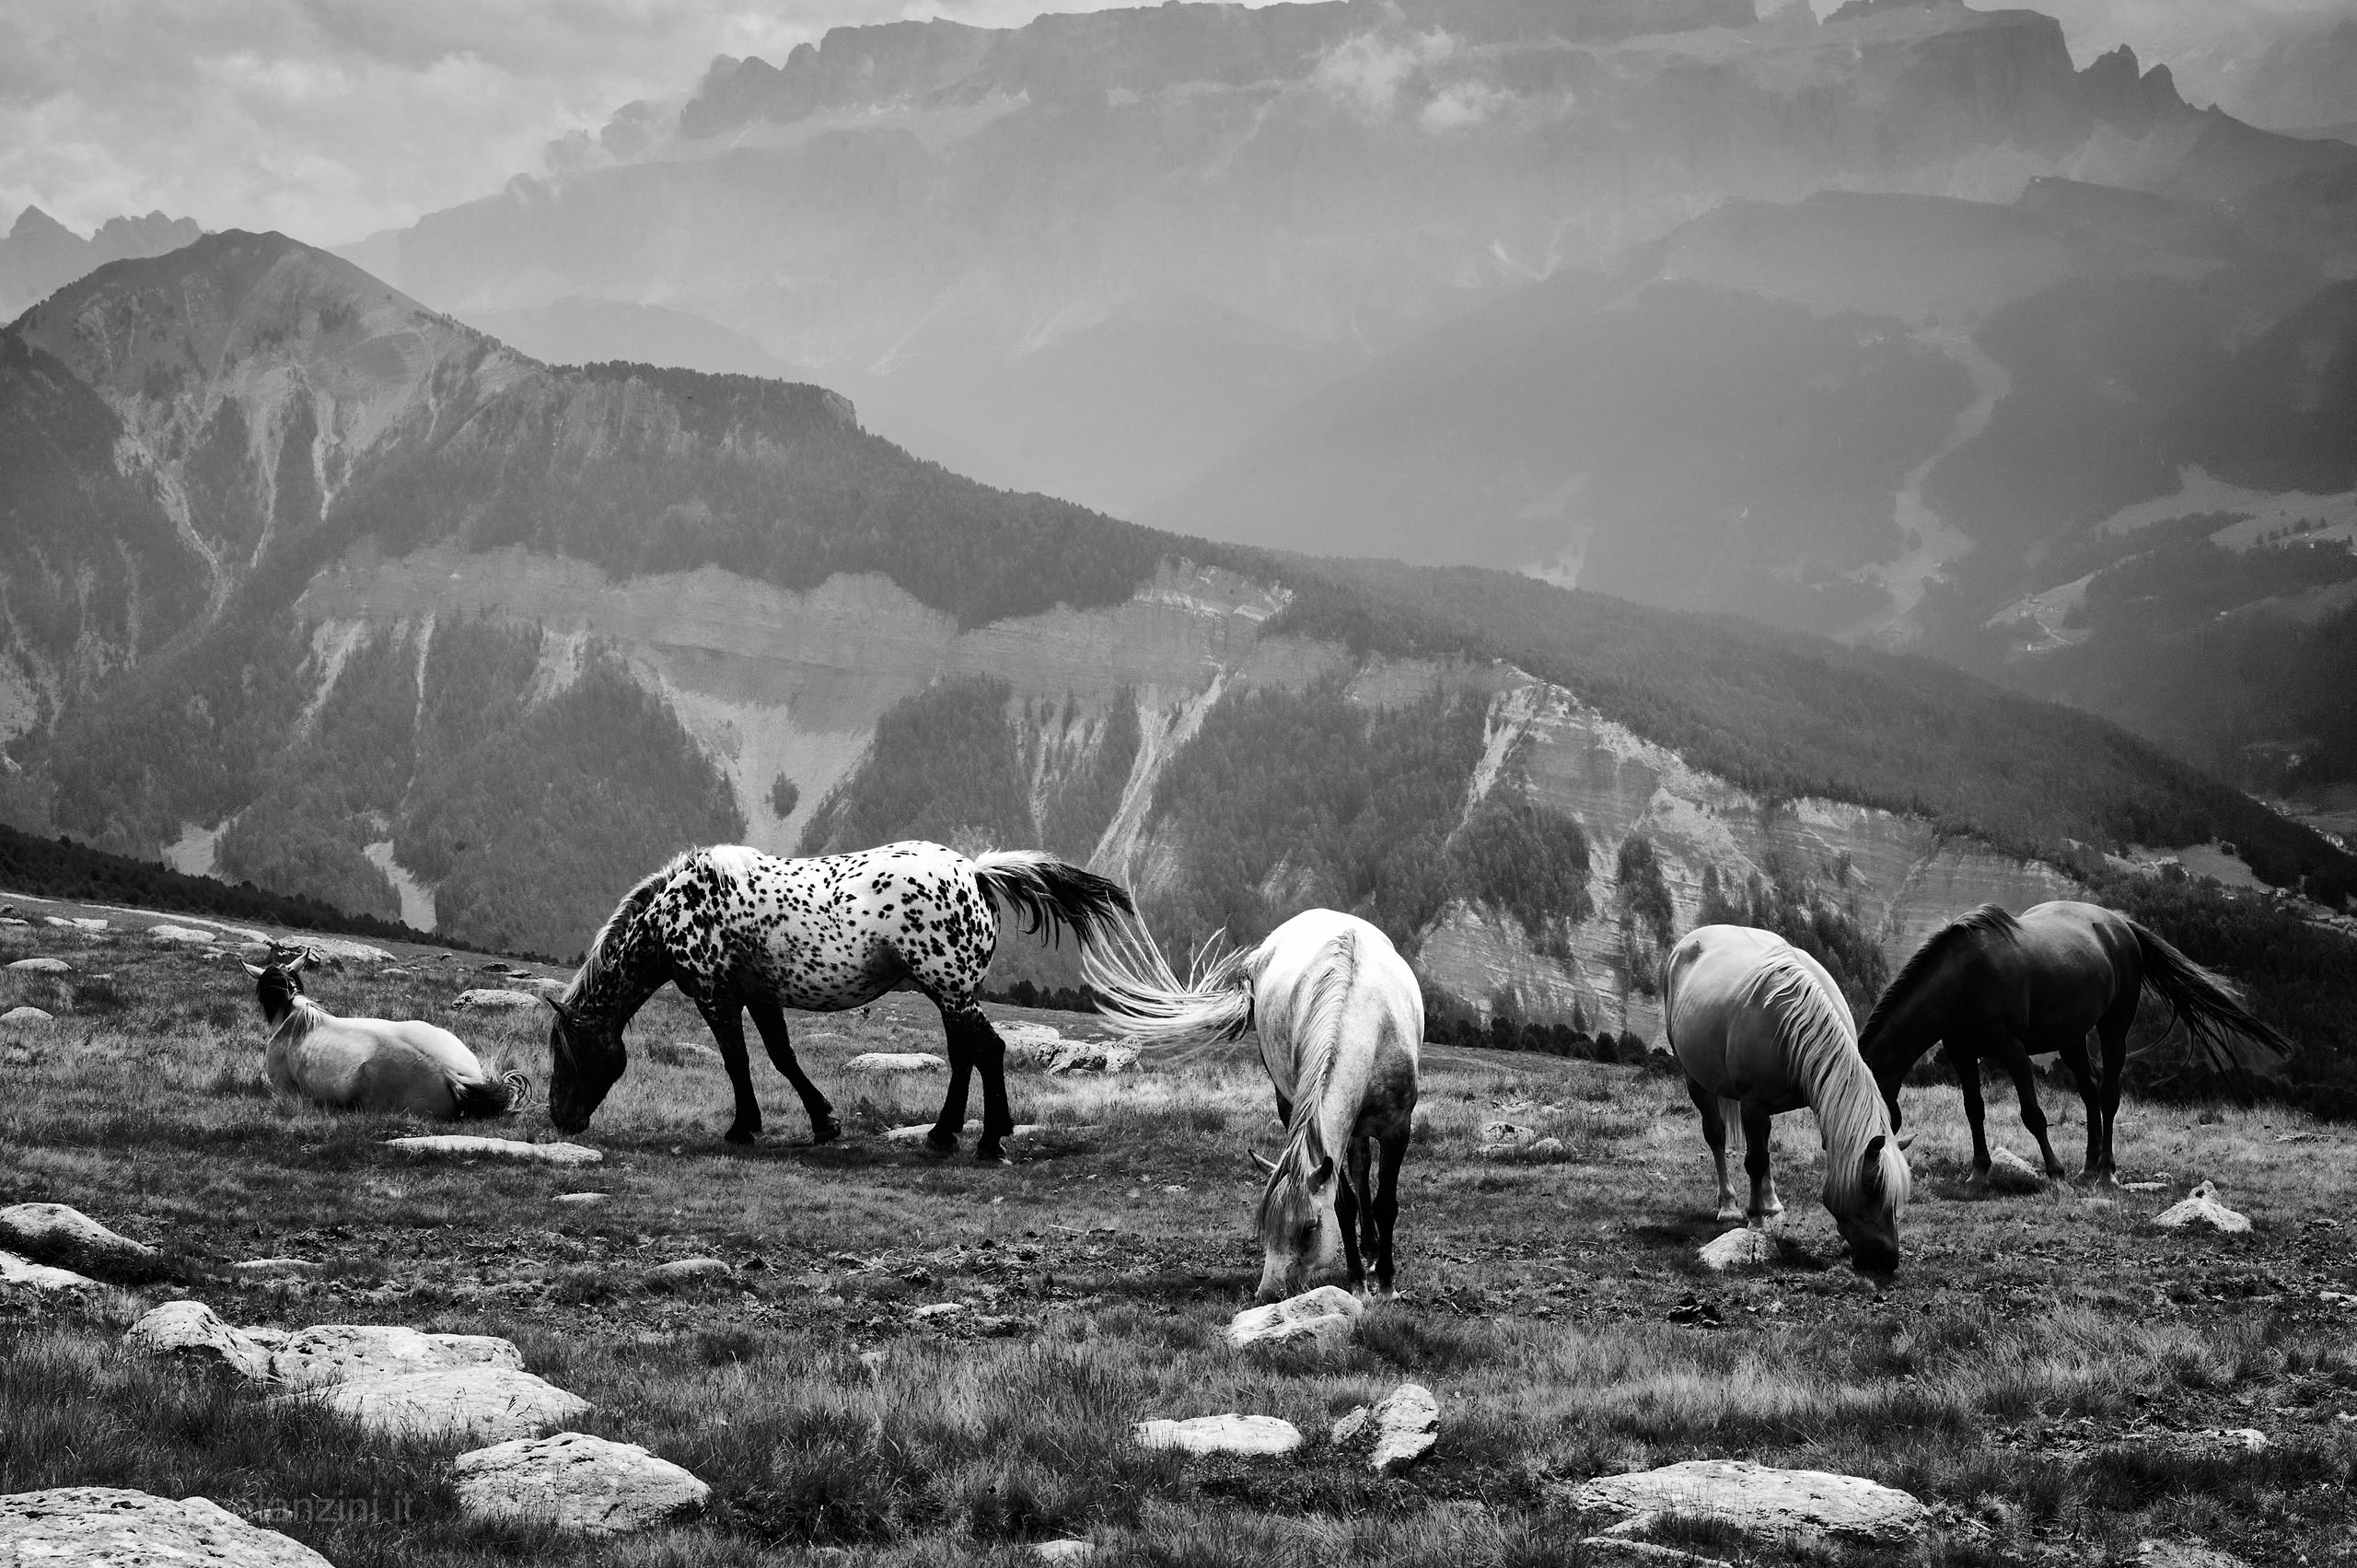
[354,0,2224,522]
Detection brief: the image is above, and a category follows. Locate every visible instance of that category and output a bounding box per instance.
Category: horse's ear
[540,994,577,1028]
[1248,1149,1278,1176]
[1308,1153,1335,1189]
[242,962,266,979]
[1895,1132,1916,1153]
[1861,1134,1887,1196]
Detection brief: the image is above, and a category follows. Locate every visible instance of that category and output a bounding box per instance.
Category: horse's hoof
[810,1119,842,1146]
[1714,1207,1746,1225]
[724,1127,758,1146]
[922,1131,958,1158]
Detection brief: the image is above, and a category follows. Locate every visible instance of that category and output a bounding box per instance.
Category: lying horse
[1665,923,1910,1275]
[1861,900,2293,1183]
[544,842,1133,1164]
[1088,908,1421,1302]
[245,952,526,1118]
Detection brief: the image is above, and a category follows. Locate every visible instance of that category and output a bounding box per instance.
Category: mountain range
[1,228,2349,1080]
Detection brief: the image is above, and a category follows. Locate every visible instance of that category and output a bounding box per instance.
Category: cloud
[1310,29,1454,120]
[0,0,1249,247]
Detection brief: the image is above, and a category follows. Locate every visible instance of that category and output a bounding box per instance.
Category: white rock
[297,936,393,965]
[1576,1539,1717,1565]
[451,1431,709,1535]
[517,977,571,996]
[1986,1147,2049,1193]
[1133,1414,1304,1457]
[282,1366,589,1443]
[6,957,71,973]
[846,1051,947,1073]
[67,918,107,932]
[0,1250,99,1292]
[39,918,75,929]
[998,1021,1065,1067]
[647,1258,732,1284]
[911,1301,965,1320]
[1479,1121,1537,1145]
[552,1192,608,1205]
[1226,1284,1364,1350]
[231,1258,320,1277]
[1698,1228,1775,1272]
[1569,1459,1929,1545]
[385,1135,602,1165]
[266,1323,526,1388]
[2155,1181,2250,1234]
[453,988,541,1011]
[1367,1383,1439,1473]
[1045,1041,1139,1074]
[122,1301,277,1381]
[0,1202,156,1261]
[1527,1136,1566,1158]
[2136,1539,2254,1568]
[148,924,217,945]
[1034,1540,1095,1563]
[887,1121,1043,1143]
[1330,1407,1369,1444]
[0,1005,52,1025]
[0,1486,333,1565]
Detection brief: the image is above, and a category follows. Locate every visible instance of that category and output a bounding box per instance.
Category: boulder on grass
[0,1486,332,1566]
[0,1250,99,1293]
[2154,1181,2250,1233]
[1045,1041,1139,1074]
[846,1051,947,1073]
[0,1202,156,1264]
[452,988,540,1011]
[1985,1147,2049,1194]
[0,1005,52,1026]
[1133,1414,1304,1457]
[1363,1383,1439,1473]
[5,957,71,974]
[122,1301,276,1381]
[385,1135,601,1165]
[452,1431,709,1535]
[1569,1459,1928,1546]
[1697,1228,1775,1272]
[281,1366,588,1443]
[1225,1284,1363,1350]
[265,1323,525,1388]
[148,924,217,946]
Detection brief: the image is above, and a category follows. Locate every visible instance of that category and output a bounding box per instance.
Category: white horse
[1664,923,1910,1274]
[245,953,526,1119]
[1089,908,1421,1302]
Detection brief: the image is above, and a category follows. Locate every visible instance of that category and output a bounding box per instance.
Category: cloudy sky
[3,0,2351,248]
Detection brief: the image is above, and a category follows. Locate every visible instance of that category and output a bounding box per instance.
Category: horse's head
[1829,1132,1910,1277]
[242,950,311,1025]
[543,996,625,1134]
[1251,1144,1341,1304]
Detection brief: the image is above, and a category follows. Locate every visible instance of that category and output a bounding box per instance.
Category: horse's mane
[565,852,692,1007]
[1747,958,1898,1212]
[1260,928,1359,1223]
[1862,902,2019,1042]
[267,994,334,1049]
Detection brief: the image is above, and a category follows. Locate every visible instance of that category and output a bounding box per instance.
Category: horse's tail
[2130,920,2293,1095]
[452,1068,531,1120]
[1082,918,1257,1044]
[970,850,1134,947]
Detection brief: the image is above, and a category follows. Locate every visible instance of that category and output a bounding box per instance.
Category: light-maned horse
[545,841,1133,1163]
[1664,924,1910,1275]
[1861,900,2293,1183]
[1087,908,1421,1302]
[245,953,527,1119]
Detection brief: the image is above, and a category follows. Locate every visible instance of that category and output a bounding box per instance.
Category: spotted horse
[544,842,1134,1163]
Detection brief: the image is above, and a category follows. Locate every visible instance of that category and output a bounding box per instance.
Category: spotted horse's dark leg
[927,999,1016,1165]
[693,996,765,1145]
[747,998,839,1144]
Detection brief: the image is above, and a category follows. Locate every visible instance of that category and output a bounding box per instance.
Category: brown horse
[1860,900,2291,1183]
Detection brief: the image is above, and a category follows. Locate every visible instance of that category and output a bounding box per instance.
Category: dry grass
[2,911,2354,1566]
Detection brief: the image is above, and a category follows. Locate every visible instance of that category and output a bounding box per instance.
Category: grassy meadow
[1,905,2354,1566]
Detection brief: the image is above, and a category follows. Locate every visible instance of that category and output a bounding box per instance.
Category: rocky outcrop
[282,1366,589,1443]
[1570,1459,1930,1546]
[0,1203,156,1265]
[1133,1414,1305,1457]
[0,1487,331,1567]
[385,1136,601,1165]
[1226,1285,1363,1350]
[451,1432,710,1535]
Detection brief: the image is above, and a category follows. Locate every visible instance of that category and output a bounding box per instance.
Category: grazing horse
[544,842,1133,1164]
[245,952,526,1119]
[1087,909,1422,1302]
[1664,924,1910,1275]
[1861,900,2292,1184]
